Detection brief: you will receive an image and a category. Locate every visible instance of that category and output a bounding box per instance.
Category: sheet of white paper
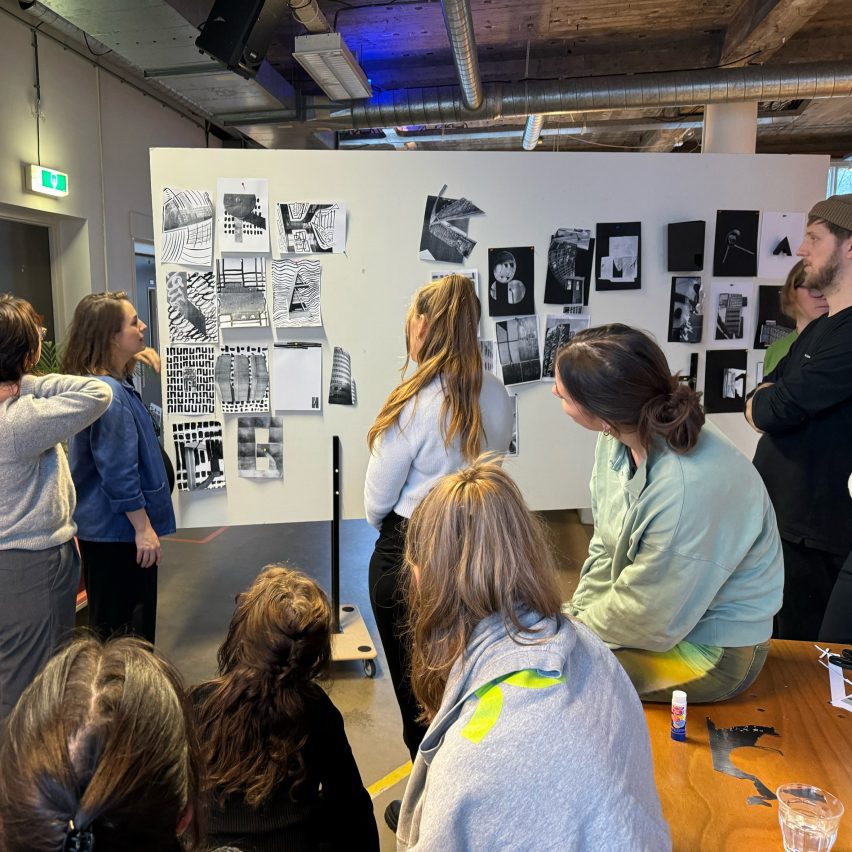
[272,344,323,412]
[708,279,754,348]
[758,211,806,279]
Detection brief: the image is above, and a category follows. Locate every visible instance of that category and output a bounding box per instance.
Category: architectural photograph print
[709,280,753,345]
[667,277,704,343]
[479,339,500,377]
[165,345,215,415]
[275,202,346,254]
[161,188,214,267]
[507,393,518,457]
[215,346,270,413]
[272,342,322,412]
[704,350,748,414]
[419,185,484,263]
[495,316,541,385]
[667,220,706,272]
[757,212,806,279]
[488,247,535,317]
[713,210,759,277]
[172,420,226,492]
[271,259,322,328]
[595,222,641,290]
[237,415,283,480]
[217,177,270,254]
[328,346,357,405]
[165,270,218,344]
[541,313,591,379]
[544,228,594,305]
[216,257,269,328]
[754,285,795,349]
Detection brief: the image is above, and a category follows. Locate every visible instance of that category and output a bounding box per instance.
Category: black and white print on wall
[166,270,217,344]
[667,220,706,272]
[541,313,591,380]
[758,211,806,279]
[667,277,704,343]
[275,203,346,254]
[172,420,226,491]
[595,222,641,291]
[754,285,795,349]
[217,178,270,254]
[271,259,322,328]
[161,188,214,267]
[328,346,357,406]
[272,343,322,412]
[165,346,215,415]
[419,185,484,263]
[704,350,748,414]
[216,257,269,328]
[488,247,535,317]
[709,280,753,346]
[237,415,283,480]
[507,393,518,457]
[495,316,541,385]
[543,228,594,305]
[712,210,759,277]
[215,346,270,413]
[479,339,500,377]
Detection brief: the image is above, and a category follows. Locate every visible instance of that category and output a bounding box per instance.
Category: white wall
[149,148,828,526]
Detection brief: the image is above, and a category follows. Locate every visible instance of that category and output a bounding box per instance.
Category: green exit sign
[28,164,69,197]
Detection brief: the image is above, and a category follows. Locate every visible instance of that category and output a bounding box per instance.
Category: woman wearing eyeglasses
[0,295,112,718]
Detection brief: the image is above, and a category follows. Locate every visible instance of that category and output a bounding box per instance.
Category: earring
[602,424,612,436]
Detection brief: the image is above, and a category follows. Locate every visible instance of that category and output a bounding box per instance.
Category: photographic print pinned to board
[216,257,269,329]
[161,188,214,267]
[709,280,753,346]
[754,285,795,349]
[544,228,594,305]
[328,346,357,406]
[495,316,541,385]
[275,202,346,254]
[713,210,759,277]
[237,415,283,480]
[488,247,535,317]
[215,346,270,413]
[595,222,641,291]
[217,178,270,254]
[479,339,500,377]
[667,277,705,344]
[271,259,322,328]
[541,313,591,380]
[165,345,215,415]
[507,394,519,457]
[272,342,322,412]
[758,211,806,279]
[667,220,706,272]
[166,270,218,344]
[172,420,226,492]
[419,185,484,263]
[704,350,748,414]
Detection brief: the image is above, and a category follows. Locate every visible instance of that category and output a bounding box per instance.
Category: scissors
[827,648,852,669]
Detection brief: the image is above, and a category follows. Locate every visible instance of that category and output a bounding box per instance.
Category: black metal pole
[331,435,341,633]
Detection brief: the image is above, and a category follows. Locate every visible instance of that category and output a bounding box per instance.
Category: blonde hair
[778,260,807,321]
[367,274,483,460]
[405,458,563,720]
[63,292,136,379]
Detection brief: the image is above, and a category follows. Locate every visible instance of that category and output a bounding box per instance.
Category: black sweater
[192,686,379,852]
[751,306,852,555]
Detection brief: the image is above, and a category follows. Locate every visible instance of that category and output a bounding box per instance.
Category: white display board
[149,149,828,527]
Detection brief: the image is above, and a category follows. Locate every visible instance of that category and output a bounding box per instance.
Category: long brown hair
[63,292,136,379]
[0,294,42,382]
[367,274,483,461]
[556,323,705,454]
[0,636,205,852]
[405,458,563,721]
[191,565,332,807]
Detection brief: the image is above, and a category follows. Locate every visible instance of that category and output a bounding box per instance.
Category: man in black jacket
[746,193,852,640]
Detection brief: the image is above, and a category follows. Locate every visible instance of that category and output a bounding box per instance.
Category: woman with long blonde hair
[396,459,670,850]
[364,274,512,791]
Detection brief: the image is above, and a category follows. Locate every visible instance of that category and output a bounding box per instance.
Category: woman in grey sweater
[0,295,111,718]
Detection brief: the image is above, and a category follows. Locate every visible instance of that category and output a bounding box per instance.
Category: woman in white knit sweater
[364,274,512,775]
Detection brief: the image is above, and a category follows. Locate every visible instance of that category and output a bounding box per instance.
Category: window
[826,161,852,197]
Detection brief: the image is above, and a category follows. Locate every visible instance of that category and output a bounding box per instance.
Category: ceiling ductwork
[440,0,483,110]
[522,114,544,150]
[330,61,852,130]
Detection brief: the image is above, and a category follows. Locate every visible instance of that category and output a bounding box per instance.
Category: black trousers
[774,539,844,641]
[368,512,428,760]
[79,540,158,644]
[820,549,852,644]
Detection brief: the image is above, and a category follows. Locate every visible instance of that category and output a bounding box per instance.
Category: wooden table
[644,640,852,851]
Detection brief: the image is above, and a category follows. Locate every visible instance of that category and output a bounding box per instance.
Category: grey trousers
[0,540,80,718]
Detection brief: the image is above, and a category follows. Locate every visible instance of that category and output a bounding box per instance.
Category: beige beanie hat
[808,193,852,232]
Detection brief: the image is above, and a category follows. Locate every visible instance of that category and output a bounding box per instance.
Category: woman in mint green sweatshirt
[555,324,783,702]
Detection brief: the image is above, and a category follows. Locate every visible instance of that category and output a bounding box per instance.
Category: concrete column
[702,102,758,153]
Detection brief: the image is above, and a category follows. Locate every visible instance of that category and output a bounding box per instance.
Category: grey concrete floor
[152,510,591,851]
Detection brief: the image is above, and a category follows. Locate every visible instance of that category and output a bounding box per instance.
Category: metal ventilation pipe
[440,0,483,110]
[522,114,544,150]
[290,0,331,34]
[332,60,852,129]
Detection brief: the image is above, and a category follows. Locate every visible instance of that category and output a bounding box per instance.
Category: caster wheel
[363,659,376,678]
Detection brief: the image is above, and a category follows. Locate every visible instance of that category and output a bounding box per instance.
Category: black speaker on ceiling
[195,0,287,79]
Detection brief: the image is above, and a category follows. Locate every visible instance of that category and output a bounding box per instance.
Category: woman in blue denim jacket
[64,293,176,643]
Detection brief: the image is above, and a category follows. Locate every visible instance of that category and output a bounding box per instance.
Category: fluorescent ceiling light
[293,33,372,101]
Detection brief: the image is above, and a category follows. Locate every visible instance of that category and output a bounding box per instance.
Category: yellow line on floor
[368,760,412,800]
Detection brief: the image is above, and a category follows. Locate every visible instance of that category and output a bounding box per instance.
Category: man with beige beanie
[747,193,852,640]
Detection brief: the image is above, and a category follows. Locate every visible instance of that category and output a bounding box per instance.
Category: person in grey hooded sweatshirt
[397,458,670,852]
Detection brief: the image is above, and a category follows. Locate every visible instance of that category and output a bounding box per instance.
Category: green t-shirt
[763,330,798,375]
